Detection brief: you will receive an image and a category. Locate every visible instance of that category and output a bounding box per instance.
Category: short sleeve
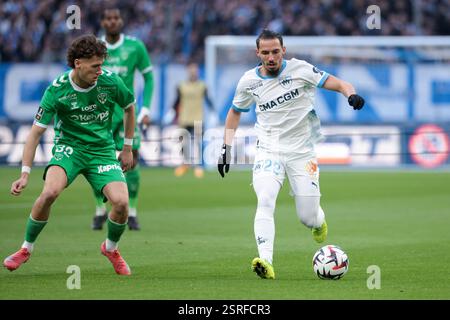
[231,77,254,113]
[34,87,56,127]
[136,41,152,74]
[296,60,329,88]
[115,75,135,109]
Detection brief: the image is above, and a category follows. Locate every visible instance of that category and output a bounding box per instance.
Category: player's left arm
[116,75,136,172]
[322,75,365,110]
[121,103,135,172]
[137,41,154,126]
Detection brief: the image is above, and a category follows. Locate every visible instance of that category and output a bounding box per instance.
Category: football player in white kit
[218,30,364,279]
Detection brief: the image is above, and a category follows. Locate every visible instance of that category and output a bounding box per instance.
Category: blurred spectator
[1,0,449,63]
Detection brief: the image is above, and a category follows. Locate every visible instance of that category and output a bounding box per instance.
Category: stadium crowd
[1,0,449,64]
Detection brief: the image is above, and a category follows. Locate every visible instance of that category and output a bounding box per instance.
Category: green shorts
[44,144,126,199]
[112,108,141,151]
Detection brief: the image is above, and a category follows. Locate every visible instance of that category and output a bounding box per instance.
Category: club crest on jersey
[97,93,107,104]
[278,75,292,89]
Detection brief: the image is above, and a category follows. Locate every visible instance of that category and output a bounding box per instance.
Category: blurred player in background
[218,29,365,279]
[4,35,135,275]
[173,62,214,178]
[92,7,154,231]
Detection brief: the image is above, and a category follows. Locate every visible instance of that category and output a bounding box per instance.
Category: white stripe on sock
[21,240,34,252]
[105,239,118,251]
[128,207,137,217]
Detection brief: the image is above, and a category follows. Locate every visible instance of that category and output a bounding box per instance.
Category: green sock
[107,218,127,242]
[95,195,106,208]
[129,197,137,209]
[25,215,48,243]
[126,165,140,206]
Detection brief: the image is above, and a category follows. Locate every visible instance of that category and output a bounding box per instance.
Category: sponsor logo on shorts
[98,163,122,173]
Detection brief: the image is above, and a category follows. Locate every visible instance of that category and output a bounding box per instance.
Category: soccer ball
[312,245,349,280]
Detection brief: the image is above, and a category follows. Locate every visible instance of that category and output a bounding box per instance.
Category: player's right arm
[11,124,47,196]
[218,75,253,178]
[11,86,56,196]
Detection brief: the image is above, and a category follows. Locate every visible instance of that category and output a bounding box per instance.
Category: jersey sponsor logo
[58,93,77,103]
[58,94,79,110]
[81,104,97,112]
[278,75,292,89]
[98,163,122,173]
[35,107,44,120]
[97,93,107,104]
[258,88,299,112]
[248,80,263,91]
[96,86,116,94]
[70,110,109,124]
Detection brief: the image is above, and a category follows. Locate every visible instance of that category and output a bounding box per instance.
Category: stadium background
[0,0,449,168]
[1,0,450,301]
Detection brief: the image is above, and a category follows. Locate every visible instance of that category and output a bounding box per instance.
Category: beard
[266,64,279,76]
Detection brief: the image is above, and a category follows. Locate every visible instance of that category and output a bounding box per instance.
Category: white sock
[128,207,137,217]
[21,241,34,253]
[254,207,275,265]
[294,195,324,228]
[96,206,107,216]
[105,239,118,251]
[253,177,280,265]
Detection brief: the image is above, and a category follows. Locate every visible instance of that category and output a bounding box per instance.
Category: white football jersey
[232,58,329,154]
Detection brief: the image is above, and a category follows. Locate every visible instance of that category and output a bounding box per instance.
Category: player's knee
[110,197,128,215]
[40,189,61,204]
[256,190,277,210]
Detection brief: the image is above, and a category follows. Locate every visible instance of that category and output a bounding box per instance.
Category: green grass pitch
[1,167,449,299]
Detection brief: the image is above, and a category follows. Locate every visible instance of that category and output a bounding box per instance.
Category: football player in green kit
[92,7,154,231]
[4,35,135,275]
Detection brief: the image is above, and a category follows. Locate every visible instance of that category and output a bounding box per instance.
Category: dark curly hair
[67,34,107,68]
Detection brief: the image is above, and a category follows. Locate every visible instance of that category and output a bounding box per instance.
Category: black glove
[348,94,365,110]
[218,144,231,178]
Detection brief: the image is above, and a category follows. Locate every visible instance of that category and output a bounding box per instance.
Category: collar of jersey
[101,33,124,50]
[68,70,97,93]
[255,60,287,79]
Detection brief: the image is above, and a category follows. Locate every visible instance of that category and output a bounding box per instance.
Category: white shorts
[252,149,321,196]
